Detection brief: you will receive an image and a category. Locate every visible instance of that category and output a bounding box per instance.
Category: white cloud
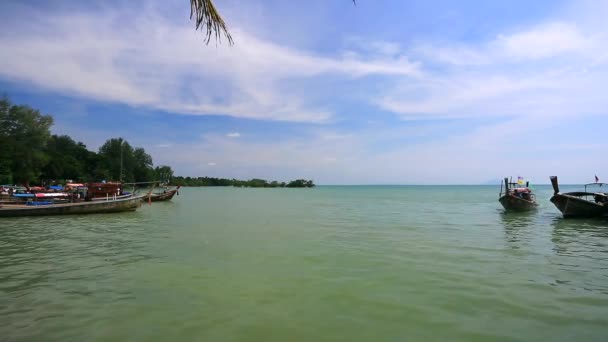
[417,22,593,66]
[0,5,419,123]
[414,45,490,66]
[379,20,608,120]
[496,22,590,60]
[226,132,241,138]
[344,37,402,58]
[377,74,563,119]
[207,162,217,166]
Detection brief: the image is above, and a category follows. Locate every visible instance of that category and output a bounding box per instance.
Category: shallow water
[2,185,608,341]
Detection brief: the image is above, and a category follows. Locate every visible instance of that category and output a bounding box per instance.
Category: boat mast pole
[119,139,123,183]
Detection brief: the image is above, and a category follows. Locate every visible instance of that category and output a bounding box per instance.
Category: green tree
[0,96,12,183]
[83,150,106,182]
[154,165,174,183]
[1,99,53,185]
[133,147,154,182]
[286,179,315,188]
[98,138,135,182]
[41,135,89,181]
[248,178,268,187]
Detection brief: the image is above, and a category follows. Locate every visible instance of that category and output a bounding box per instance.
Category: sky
[0,0,606,184]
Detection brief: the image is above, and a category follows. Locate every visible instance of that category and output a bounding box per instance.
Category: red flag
[595,175,599,183]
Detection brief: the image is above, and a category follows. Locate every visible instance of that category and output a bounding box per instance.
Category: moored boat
[145,186,180,202]
[498,177,537,211]
[550,176,608,218]
[0,185,28,203]
[86,182,133,200]
[0,195,144,217]
[11,192,71,205]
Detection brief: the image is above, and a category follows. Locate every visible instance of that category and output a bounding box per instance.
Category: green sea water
[2,185,608,341]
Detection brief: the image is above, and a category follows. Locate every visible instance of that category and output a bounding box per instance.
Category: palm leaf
[190,0,233,45]
[190,0,356,45]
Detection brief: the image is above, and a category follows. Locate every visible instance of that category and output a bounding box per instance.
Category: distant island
[0,96,314,189]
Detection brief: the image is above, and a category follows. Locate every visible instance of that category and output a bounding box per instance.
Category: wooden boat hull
[499,194,537,211]
[145,189,178,202]
[0,196,143,217]
[550,194,608,218]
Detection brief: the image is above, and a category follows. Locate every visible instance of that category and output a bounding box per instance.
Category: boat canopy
[35,193,69,198]
[12,193,35,198]
[584,183,608,192]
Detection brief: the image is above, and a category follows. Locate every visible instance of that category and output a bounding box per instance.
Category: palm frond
[190,0,234,45]
[189,0,356,45]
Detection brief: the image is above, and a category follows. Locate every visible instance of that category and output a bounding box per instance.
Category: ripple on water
[2,186,608,341]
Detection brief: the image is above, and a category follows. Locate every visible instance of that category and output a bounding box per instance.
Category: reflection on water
[552,216,608,238]
[499,211,536,248]
[551,216,608,255]
[499,209,608,296]
[549,216,608,295]
[499,211,536,228]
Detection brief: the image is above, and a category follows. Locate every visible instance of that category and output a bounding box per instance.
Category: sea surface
[1,185,608,341]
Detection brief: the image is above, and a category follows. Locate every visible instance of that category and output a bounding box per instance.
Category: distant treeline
[173,176,314,188]
[0,96,314,188]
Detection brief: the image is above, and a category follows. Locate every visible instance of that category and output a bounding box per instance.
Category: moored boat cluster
[0,182,180,217]
[499,176,608,218]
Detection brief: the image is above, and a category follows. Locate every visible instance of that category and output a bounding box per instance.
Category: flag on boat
[595,175,599,183]
[517,176,524,185]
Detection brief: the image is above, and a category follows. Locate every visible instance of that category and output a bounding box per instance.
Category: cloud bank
[0,4,418,123]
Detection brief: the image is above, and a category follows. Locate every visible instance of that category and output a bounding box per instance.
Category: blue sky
[0,0,606,184]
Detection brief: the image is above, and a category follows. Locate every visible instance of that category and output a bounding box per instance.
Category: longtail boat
[550,176,608,218]
[498,177,537,211]
[145,186,180,202]
[11,192,71,205]
[0,195,144,217]
[86,182,132,199]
